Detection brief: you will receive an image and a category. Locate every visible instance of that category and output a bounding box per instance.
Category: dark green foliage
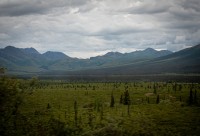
[100,105,104,121]
[95,99,102,112]
[179,84,182,91]
[189,89,193,105]
[48,117,82,136]
[156,95,160,104]
[88,109,94,129]
[48,118,68,136]
[120,94,123,104]
[180,96,182,102]
[127,104,130,116]
[1,80,200,136]
[74,100,78,127]
[174,83,177,92]
[110,92,115,107]
[194,90,197,105]
[188,89,199,106]
[123,89,130,105]
[29,76,38,87]
[0,67,6,74]
[47,103,51,109]
[83,125,122,136]
[153,83,157,94]
[0,77,23,136]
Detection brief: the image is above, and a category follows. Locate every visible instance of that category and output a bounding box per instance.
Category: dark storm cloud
[0,0,200,58]
[126,1,170,14]
[180,0,200,12]
[0,1,47,16]
[0,0,91,16]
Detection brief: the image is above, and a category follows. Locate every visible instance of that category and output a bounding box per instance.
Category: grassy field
[1,78,200,135]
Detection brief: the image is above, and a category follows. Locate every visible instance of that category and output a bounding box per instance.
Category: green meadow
[1,78,200,136]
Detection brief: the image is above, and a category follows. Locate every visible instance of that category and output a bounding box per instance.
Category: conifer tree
[110,92,115,107]
[189,89,193,105]
[47,103,51,109]
[74,100,78,126]
[174,82,177,92]
[124,89,130,105]
[153,83,157,94]
[194,90,197,104]
[156,95,160,104]
[127,104,130,116]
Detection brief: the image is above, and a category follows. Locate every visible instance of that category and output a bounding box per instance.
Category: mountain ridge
[1,45,199,75]
[0,46,172,59]
[0,45,173,73]
[42,51,70,60]
[65,44,200,76]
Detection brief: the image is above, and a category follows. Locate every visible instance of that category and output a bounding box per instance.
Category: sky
[0,0,200,58]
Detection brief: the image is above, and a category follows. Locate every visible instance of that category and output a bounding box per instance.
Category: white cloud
[0,0,200,58]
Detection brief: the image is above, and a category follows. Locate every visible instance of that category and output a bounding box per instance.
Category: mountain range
[0,44,200,76]
[0,46,171,73]
[69,44,200,76]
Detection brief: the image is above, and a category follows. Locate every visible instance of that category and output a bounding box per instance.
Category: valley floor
[1,79,200,136]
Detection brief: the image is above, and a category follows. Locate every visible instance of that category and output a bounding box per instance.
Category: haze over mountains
[0,44,200,76]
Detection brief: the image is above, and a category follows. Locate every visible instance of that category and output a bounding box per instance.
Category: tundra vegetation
[1,76,200,136]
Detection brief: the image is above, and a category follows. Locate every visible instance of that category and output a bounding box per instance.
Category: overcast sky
[0,0,200,58]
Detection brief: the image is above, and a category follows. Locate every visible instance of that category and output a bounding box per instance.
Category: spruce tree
[174,82,177,92]
[189,89,193,105]
[74,100,78,126]
[127,104,130,116]
[153,83,157,94]
[124,89,130,105]
[47,103,51,109]
[147,97,150,104]
[194,90,197,104]
[156,95,160,104]
[110,92,115,107]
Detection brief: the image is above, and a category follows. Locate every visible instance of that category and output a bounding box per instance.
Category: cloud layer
[0,0,200,58]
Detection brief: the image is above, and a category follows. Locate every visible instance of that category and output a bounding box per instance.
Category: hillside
[62,44,200,76]
[0,46,172,73]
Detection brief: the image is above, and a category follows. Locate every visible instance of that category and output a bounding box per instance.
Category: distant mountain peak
[4,46,17,50]
[105,52,122,56]
[4,45,199,75]
[22,47,40,54]
[144,48,156,52]
[45,51,64,54]
[42,51,69,60]
[44,51,67,56]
